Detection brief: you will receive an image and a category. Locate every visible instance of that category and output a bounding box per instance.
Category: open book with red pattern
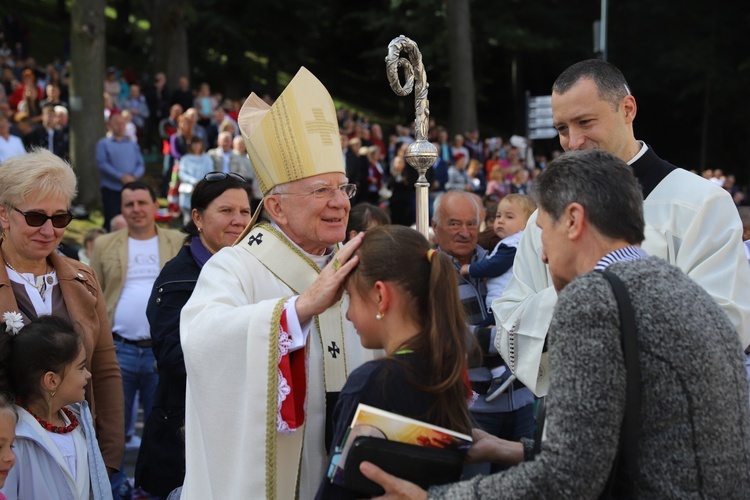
[327,404,472,496]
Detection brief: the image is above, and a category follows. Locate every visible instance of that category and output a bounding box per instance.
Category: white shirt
[112,236,160,340]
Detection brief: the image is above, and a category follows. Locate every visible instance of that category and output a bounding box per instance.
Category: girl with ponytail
[316,225,475,499]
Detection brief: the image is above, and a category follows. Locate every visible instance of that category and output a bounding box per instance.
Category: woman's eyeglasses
[203,172,248,183]
[13,207,74,228]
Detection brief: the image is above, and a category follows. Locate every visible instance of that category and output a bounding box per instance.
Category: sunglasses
[204,172,248,183]
[13,207,74,228]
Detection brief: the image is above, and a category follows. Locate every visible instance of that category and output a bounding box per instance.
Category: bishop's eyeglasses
[276,183,357,200]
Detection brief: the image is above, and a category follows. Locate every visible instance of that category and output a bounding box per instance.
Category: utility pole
[600,0,608,61]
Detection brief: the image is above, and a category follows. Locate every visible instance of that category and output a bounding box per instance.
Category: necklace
[17,398,80,434]
[4,258,54,296]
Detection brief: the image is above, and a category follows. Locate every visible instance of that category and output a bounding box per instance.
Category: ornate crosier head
[3,311,23,335]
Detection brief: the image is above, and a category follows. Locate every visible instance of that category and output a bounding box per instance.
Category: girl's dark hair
[0,315,82,407]
[183,176,253,240]
[347,225,473,434]
[345,203,390,242]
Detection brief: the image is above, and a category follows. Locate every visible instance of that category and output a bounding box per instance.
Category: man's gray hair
[552,59,631,111]
[432,190,480,226]
[533,150,645,245]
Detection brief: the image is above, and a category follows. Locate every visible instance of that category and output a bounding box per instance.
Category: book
[327,404,472,495]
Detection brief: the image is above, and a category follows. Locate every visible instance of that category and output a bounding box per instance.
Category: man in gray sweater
[360,150,750,499]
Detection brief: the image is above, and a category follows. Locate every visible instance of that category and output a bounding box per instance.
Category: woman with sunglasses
[134,172,253,498]
[0,148,125,478]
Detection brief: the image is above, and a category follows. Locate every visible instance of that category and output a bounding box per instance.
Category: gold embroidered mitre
[237,67,344,197]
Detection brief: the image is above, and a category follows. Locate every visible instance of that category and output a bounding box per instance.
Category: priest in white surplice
[179,67,376,499]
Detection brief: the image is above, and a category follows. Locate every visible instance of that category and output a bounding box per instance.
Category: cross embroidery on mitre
[305,108,337,146]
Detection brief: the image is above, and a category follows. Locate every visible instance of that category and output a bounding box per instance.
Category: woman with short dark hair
[135,173,253,498]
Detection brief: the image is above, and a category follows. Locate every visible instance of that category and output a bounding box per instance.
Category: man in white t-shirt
[90,182,183,468]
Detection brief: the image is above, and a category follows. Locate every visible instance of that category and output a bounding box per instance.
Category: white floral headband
[3,311,23,336]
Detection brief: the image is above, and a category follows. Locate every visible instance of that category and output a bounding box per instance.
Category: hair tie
[426,249,437,263]
[3,311,23,336]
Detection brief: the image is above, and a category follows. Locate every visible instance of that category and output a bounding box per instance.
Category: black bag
[342,436,464,497]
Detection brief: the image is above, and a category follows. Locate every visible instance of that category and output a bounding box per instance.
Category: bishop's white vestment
[180,222,374,499]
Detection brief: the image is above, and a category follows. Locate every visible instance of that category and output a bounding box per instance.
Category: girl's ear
[41,371,61,392]
[373,280,391,313]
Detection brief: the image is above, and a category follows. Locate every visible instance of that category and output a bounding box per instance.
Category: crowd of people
[1,12,750,500]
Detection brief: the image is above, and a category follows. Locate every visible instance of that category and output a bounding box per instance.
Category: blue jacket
[1,401,113,500]
[135,242,201,497]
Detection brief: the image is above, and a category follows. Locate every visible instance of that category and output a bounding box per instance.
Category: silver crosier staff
[385,35,438,240]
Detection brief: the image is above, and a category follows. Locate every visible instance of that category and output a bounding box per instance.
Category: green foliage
[13,0,750,180]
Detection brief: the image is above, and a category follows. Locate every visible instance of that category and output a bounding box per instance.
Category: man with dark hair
[143,72,170,151]
[362,149,750,499]
[205,105,239,149]
[171,76,194,111]
[40,82,67,109]
[494,59,750,397]
[24,103,67,159]
[89,181,183,491]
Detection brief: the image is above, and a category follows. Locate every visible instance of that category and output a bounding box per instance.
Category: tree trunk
[113,0,132,48]
[445,0,477,135]
[151,0,189,91]
[70,0,106,209]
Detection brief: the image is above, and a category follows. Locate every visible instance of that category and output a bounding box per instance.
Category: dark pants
[101,187,122,232]
[464,403,536,477]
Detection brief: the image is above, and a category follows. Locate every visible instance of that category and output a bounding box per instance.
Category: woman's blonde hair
[0,148,77,208]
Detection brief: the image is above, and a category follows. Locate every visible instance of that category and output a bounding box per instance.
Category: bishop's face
[269,172,351,255]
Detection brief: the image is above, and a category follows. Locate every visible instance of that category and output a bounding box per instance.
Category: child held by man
[460,194,537,315]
